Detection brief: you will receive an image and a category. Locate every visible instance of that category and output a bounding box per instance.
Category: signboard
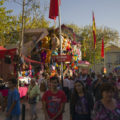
[52,55,72,62]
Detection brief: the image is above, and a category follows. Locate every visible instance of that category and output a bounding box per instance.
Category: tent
[0,47,16,59]
[0,46,6,50]
[0,46,17,81]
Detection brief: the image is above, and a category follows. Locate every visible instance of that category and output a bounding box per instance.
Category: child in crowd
[5,78,21,120]
[42,76,67,120]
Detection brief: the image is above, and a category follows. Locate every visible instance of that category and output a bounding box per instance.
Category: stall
[0,46,17,81]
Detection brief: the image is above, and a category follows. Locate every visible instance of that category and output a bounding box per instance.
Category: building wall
[95,45,120,75]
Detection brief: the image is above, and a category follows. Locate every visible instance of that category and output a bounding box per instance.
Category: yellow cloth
[45,50,52,63]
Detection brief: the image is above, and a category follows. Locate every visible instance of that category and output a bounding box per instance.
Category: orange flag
[101,38,104,58]
[49,0,61,20]
[92,12,96,49]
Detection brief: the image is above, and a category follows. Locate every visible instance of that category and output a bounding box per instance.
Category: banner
[0,48,16,58]
[23,55,42,64]
[49,0,60,19]
[101,38,104,58]
[92,12,96,49]
[52,55,72,62]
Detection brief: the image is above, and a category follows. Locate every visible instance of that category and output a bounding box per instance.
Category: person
[86,75,92,92]
[39,73,47,98]
[42,76,67,120]
[70,80,94,120]
[5,78,21,120]
[92,74,105,102]
[91,72,97,82]
[92,82,120,120]
[0,92,3,110]
[27,78,40,120]
[69,77,75,95]
[38,72,45,87]
[116,76,120,101]
[63,75,70,102]
[79,72,88,83]
[108,73,115,82]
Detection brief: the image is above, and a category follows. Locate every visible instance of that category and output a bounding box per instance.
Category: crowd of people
[0,71,120,120]
[64,72,120,120]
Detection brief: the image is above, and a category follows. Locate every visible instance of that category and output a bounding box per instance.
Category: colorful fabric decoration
[51,70,56,77]
[22,71,26,77]
[74,66,78,70]
[71,62,74,67]
[56,63,59,67]
[51,35,60,50]
[25,71,29,76]
[45,50,52,63]
[52,51,58,55]
[41,50,47,63]
[66,41,71,51]
[41,36,50,49]
[29,64,32,77]
[63,65,66,70]
[73,55,78,62]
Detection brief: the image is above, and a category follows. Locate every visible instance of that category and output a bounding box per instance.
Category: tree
[0,0,17,46]
[66,24,119,64]
[8,0,50,29]
[0,0,50,46]
[66,24,81,34]
[4,0,50,45]
[81,25,119,64]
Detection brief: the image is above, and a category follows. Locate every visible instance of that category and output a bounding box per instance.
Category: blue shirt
[7,88,21,115]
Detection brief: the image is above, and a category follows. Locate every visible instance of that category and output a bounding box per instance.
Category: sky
[4,0,120,36]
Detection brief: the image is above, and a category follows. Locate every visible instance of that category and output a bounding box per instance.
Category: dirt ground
[0,101,70,120]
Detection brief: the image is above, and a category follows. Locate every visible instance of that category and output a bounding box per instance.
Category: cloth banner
[0,48,17,58]
[49,0,59,19]
[101,38,104,58]
[23,55,42,64]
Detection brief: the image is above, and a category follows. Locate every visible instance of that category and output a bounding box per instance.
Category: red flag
[73,32,76,41]
[101,38,104,58]
[92,12,96,49]
[49,0,61,19]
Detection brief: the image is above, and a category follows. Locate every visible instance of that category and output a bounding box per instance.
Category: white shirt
[38,78,44,86]
[63,78,70,88]
[79,75,87,81]
[69,79,75,90]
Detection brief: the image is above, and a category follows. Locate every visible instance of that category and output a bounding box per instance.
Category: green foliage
[0,0,17,46]
[24,15,50,29]
[81,25,119,64]
[0,0,50,46]
[23,0,50,29]
[67,24,119,64]
[66,24,81,34]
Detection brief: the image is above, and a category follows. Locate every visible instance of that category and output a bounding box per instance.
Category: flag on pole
[92,12,96,49]
[49,0,61,20]
[73,32,76,41]
[83,40,86,57]
[84,50,86,57]
[101,38,104,58]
